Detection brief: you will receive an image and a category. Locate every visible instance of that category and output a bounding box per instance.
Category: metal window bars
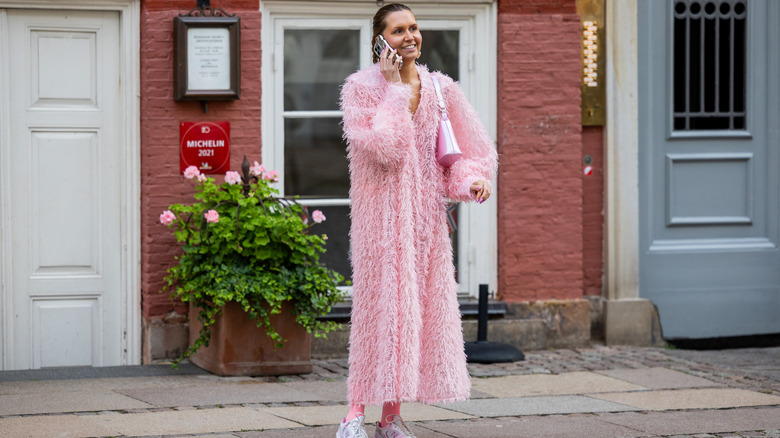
[672,0,747,131]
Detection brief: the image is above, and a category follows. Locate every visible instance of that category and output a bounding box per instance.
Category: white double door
[1,9,125,369]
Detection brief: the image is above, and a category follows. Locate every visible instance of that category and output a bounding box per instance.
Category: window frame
[261,0,497,298]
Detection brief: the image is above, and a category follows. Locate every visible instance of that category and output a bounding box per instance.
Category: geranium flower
[197,174,207,182]
[225,171,242,185]
[312,210,326,223]
[250,161,265,176]
[159,210,176,225]
[183,165,200,179]
[263,170,280,182]
[204,210,219,223]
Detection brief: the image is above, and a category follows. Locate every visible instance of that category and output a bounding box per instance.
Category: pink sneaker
[374,415,417,438]
[337,414,368,438]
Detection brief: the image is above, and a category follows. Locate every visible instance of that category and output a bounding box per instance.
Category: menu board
[187,27,231,91]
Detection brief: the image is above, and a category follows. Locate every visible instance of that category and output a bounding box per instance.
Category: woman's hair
[371,3,413,63]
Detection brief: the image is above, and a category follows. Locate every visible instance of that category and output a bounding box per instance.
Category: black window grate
[673,0,747,131]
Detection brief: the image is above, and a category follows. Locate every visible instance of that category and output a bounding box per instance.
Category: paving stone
[0,414,115,438]
[235,427,336,438]
[592,388,780,411]
[82,406,300,436]
[0,390,152,415]
[418,415,648,438]
[118,382,321,407]
[261,403,473,426]
[0,375,209,395]
[597,407,780,436]
[278,380,346,401]
[435,395,639,417]
[470,371,646,398]
[235,423,451,438]
[596,367,725,390]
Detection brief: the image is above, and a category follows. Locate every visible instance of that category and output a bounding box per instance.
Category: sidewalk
[0,345,778,438]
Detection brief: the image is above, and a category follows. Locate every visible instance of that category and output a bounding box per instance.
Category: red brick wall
[582,126,604,296]
[499,0,576,15]
[140,0,261,321]
[496,4,584,302]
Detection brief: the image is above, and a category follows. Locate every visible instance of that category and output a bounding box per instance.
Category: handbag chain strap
[431,75,447,113]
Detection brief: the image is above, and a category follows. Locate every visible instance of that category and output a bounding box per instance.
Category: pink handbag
[431,76,462,167]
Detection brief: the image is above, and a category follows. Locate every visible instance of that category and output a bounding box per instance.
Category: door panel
[639,0,780,339]
[3,9,122,369]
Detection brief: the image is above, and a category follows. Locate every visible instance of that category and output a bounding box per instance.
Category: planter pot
[188,301,312,376]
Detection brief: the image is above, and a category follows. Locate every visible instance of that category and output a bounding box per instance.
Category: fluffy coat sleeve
[439,76,498,201]
[340,72,414,168]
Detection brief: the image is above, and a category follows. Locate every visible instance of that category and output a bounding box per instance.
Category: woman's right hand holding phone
[380,47,402,83]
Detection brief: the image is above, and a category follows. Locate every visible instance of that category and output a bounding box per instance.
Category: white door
[1,9,123,369]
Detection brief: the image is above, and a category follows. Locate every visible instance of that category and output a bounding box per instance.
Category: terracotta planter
[188,301,312,376]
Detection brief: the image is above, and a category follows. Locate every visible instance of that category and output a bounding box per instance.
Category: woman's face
[381,10,422,62]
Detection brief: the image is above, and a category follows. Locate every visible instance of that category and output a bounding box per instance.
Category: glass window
[673,0,747,131]
[282,28,359,284]
[307,205,351,282]
[419,29,461,279]
[284,29,359,111]
[418,30,460,81]
[268,10,494,296]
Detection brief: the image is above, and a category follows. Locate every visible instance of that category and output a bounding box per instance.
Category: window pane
[308,205,351,283]
[284,117,349,197]
[418,30,461,283]
[418,30,459,81]
[672,0,747,131]
[284,29,359,111]
[447,203,460,283]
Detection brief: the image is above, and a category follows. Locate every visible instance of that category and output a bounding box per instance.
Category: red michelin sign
[180,121,230,174]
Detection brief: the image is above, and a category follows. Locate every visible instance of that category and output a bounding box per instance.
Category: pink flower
[250,161,265,176]
[197,173,207,182]
[183,165,200,179]
[263,170,280,182]
[225,171,242,185]
[204,210,219,223]
[312,210,326,223]
[159,210,176,225]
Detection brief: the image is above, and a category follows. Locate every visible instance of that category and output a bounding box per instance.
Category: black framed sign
[174,12,240,101]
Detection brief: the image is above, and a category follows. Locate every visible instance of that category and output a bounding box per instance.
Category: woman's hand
[470,180,491,203]
[380,47,402,83]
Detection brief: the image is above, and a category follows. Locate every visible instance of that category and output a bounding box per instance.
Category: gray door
[639,0,780,339]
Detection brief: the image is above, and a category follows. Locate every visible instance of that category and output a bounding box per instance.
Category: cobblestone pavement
[284,345,779,397]
[655,432,780,438]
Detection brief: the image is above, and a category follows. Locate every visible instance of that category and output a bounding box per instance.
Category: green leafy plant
[160,157,345,365]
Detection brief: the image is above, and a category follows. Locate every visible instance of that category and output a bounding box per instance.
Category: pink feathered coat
[340,63,497,406]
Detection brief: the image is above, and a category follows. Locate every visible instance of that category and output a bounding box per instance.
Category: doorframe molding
[605,0,640,301]
[0,0,141,367]
[0,9,10,369]
[603,0,658,345]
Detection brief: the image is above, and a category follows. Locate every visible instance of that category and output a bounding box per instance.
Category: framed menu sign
[174,14,240,101]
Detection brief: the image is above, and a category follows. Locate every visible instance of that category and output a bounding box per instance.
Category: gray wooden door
[639,0,780,339]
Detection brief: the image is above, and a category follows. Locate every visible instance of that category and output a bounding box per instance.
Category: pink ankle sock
[379,401,401,427]
[345,404,365,422]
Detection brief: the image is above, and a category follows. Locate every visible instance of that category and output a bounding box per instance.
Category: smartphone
[373,35,403,69]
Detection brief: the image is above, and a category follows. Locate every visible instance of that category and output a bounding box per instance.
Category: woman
[337,4,497,437]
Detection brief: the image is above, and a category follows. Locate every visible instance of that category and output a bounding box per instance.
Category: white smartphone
[373,35,403,69]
